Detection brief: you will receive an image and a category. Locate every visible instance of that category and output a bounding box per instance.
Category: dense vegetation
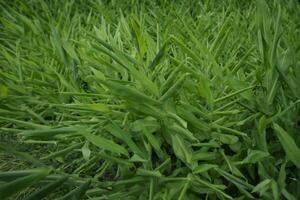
[0,0,300,199]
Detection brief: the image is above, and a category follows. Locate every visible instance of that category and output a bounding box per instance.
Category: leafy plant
[0,0,300,199]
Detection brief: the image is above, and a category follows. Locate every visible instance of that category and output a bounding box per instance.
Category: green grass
[0,0,300,199]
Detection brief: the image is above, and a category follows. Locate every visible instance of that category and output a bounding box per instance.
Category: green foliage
[0,0,300,199]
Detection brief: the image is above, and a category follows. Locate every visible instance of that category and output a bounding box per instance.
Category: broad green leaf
[170,134,196,169]
[273,123,300,168]
[252,179,271,193]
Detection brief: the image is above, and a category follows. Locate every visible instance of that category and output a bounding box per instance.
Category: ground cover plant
[0,0,300,199]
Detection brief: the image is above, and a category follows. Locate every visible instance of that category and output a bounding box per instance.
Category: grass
[0,0,300,199]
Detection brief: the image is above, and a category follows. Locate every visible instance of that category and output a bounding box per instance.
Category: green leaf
[23,176,68,200]
[106,123,145,158]
[0,168,51,200]
[130,18,147,59]
[149,43,167,70]
[160,73,188,102]
[193,164,218,174]
[101,80,160,105]
[66,103,109,112]
[252,179,271,193]
[273,123,300,168]
[82,131,129,156]
[170,134,196,170]
[81,142,91,161]
[0,85,8,97]
[136,169,162,177]
[238,149,269,164]
[62,40,79,62]
[42,142,83,160]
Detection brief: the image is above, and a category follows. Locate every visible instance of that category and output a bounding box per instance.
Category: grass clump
[0,0,300,199]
